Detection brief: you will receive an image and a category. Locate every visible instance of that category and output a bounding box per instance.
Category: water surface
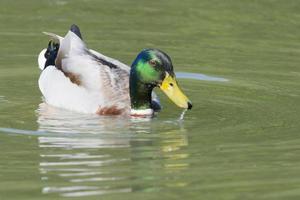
[1,0,300,200]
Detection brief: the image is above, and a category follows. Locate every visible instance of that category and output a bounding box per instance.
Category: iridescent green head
[130,48,192,112]
[131,48,174,85]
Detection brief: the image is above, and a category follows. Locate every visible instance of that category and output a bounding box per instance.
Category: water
[178,109,188,121]
[176,72,228,82]
[1,0,300,200]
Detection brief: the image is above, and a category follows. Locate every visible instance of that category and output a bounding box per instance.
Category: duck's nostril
[187,101,193,110]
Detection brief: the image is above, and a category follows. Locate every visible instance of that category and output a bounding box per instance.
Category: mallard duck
[38,25,192,116]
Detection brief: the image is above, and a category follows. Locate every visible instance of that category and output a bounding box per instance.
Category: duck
[38,24,192,116]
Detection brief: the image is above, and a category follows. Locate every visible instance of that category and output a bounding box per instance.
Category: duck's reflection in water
[37,103,190,197]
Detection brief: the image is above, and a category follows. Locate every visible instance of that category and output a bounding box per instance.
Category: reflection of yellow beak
[159,72,192,109]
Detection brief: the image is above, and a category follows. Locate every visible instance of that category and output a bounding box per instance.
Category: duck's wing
[53,25,130,109]
[88,49,130,73]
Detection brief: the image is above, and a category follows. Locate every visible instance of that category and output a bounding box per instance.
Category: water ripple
[0,96,8,103]
[176,72,228,82]
[38,137,130,149]
[38,128,189,197]
[43,186,99,193]
[61,188,131,197]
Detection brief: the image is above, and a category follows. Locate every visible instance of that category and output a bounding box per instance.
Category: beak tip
[187,101,193,110]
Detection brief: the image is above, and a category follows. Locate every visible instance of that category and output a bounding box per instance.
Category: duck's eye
[149,60,156,66]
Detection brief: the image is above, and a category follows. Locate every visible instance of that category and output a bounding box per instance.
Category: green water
[1,0,300,199]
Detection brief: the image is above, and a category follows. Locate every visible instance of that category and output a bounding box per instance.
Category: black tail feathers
[70,24,83,39]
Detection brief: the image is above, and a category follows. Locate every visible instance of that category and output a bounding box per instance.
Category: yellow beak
[159,72,192,109]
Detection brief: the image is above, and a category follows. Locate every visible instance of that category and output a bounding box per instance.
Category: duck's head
[130,48,192,111]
